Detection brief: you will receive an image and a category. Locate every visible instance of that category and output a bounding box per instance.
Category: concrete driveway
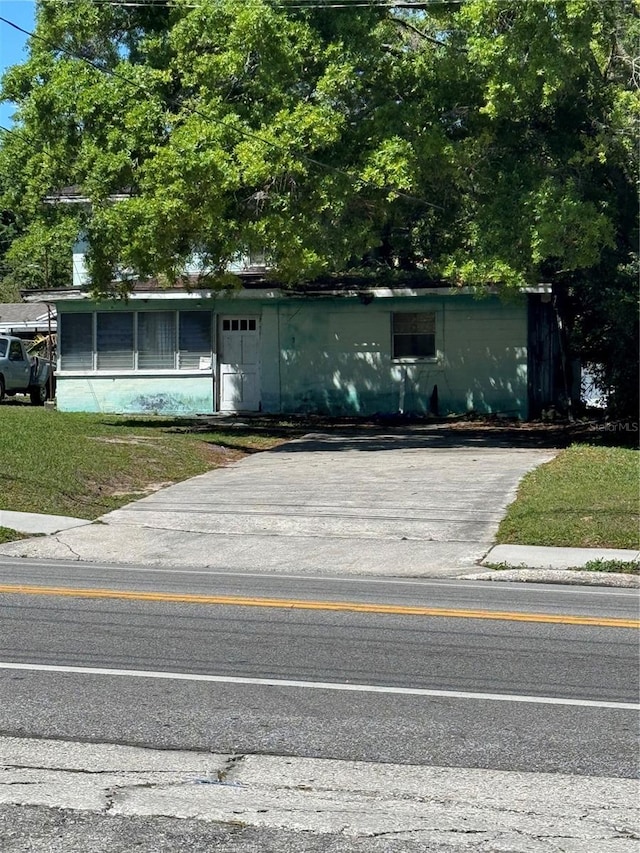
[0,428,556,577]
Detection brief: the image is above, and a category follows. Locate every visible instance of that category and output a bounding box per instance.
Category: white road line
[0,662,637,710]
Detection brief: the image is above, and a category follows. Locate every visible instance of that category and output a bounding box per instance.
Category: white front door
[219,316,260,412]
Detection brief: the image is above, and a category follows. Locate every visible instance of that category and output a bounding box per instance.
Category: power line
[26,1,465,7]
[0,13,443,209]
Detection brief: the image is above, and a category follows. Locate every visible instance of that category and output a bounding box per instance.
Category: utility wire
[24,1,465,7]
[0,13,443,209]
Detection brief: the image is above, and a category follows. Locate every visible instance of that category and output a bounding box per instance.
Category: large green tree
[439,0,640,415]
[1,0,444,290]
[1,0,637,412]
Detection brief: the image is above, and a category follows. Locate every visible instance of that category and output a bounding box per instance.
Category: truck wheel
[0,376,4,402]
[29,385,47,406]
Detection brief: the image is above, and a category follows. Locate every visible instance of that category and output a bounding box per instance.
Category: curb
[460,568,639,588]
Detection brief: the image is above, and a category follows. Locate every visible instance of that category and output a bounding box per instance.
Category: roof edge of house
[21,282,551,303]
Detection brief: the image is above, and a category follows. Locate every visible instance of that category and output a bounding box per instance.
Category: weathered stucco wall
[56,374,214,414]
[54,292,528,418]
[270,294,527,417]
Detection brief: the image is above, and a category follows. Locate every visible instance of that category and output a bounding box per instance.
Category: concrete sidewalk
[1,737,637,850]
[482,543,640,570]
[0,429,557,577]
[0,510,90,536]
[466,544,639,587]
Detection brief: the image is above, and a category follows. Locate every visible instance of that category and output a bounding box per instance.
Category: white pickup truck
[0,334,54,405]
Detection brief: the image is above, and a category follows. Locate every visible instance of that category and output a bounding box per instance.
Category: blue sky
[0,0,35,127]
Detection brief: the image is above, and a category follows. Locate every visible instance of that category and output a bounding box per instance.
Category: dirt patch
[110,481,175,497]
[201,443,248,465]
[87,443,248,501]
[90,436,163,446]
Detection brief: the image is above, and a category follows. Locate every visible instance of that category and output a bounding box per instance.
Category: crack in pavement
[1,765,205,776]
[55,536,82,561]
[217,753,246,783]
[0,737,637,848]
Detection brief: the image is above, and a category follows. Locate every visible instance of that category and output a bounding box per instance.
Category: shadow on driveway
[268,426,567,453]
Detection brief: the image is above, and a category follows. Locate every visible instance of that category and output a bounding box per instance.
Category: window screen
[392,313,436,359]
[96,312,134,370]
[60,313,93,370]
[179,312,212,369]
[138,311,176,369]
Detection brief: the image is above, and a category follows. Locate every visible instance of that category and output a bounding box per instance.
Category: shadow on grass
[95,413,639,452]
[98,415,305,442]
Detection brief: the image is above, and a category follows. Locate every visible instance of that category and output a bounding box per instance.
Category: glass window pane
[138,311,176,369]
[60,313,93,370]
[393,334,435,359]
[96,312,133,370]
[392,313,436,359]
[393,313,435,334]
[0,339,6,358]
[9,340,25,360]
[179,311,212,369]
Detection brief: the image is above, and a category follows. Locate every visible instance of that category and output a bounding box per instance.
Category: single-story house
[30,187,569,419]
[25,252,564,418]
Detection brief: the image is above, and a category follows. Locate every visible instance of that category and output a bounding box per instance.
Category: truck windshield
[0,339,7,357]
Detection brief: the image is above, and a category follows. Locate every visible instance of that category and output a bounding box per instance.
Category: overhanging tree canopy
[0,0,637,410]
[1,0,635,290]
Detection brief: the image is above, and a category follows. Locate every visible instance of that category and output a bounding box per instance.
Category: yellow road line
[0,584,638,628]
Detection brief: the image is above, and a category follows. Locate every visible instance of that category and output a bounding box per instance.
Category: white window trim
[59,310,215,375]
[391,311,439,363]
[56,369,212,378]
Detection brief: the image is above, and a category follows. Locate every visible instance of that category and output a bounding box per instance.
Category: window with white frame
[179,311,213,369]
[138,311,176,369]
[96,312,134,369]
[60,310,213,371]
[392,312,436,359]
[60,313,93,370]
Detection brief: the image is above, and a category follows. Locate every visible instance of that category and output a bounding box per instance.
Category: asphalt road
[0,557,638,779]
[0,555,638,616]
[0,805,489,853]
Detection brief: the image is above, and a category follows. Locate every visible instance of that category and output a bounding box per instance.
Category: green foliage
[0,203,20,300]
[568,260,639,418]
[1,0,636,287]
[574,559,640,575]
[0,526,26,544]
[0,1,636,408]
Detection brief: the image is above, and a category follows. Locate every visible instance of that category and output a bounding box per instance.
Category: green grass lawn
[497,444,640,549]
[0,408,293,521]
[2,409,638,551]
[0,526,26,544]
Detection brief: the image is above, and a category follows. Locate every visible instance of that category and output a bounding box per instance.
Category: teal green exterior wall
[269,294,527,417]
[54,292,529,418]
[57,374,214,414]
[55,298,217,414]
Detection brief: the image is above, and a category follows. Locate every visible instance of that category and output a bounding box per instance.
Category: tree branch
[392,17,467,52]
